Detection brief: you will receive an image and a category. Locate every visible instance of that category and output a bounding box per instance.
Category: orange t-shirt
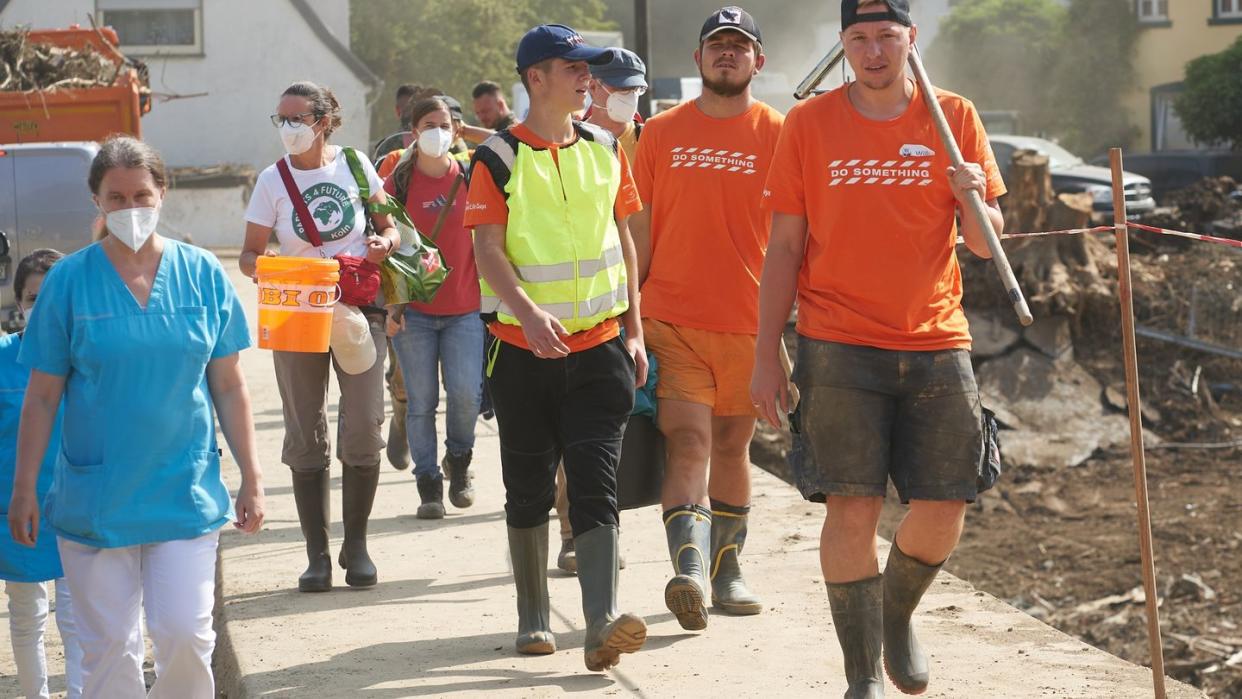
[376,149,403,179]
[634,100,785,334]
[762,83,1006,351]
[464,123,643,353]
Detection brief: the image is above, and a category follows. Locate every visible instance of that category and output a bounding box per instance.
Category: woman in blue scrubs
[6,136,265,698]
[2,249,83,698]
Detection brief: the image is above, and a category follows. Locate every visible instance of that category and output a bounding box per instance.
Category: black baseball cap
[700,6,762,46]
[841,0,913,30]
[515,24,610,74]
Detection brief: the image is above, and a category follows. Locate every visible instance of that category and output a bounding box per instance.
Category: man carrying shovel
[751,0,1005,696]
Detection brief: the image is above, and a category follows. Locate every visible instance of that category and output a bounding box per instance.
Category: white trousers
[6,578,83,699]
[57,531,219,699]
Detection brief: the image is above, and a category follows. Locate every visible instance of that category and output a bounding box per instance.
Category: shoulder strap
[428,171,465,243]
[343,147,371,202]
[275,157,324,248]
[575,120,619,157]
[633,120,643,141]
[470,130,520,200]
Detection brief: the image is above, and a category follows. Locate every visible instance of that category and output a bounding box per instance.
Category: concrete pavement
[1,254,1201,698]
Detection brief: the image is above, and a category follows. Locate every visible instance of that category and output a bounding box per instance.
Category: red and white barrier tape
[956,223,1242,249]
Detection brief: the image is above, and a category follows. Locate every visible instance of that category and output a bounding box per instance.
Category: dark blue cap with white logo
[516,24,610,74]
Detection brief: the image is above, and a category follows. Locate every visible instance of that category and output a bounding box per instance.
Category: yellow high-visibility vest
[473,123,628,334]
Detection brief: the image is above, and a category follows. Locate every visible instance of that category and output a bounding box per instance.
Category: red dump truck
[0,25,150,143]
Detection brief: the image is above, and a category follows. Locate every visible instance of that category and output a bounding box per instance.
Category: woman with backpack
[240,81,400,592]
[383,96,483,520]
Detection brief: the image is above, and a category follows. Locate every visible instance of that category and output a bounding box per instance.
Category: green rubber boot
[883,544,942,694]
[663,505,711,631]
[290,469,332,592]
[826,576,885,699]
[710,500,763,615]
[508,524,556,655]
[577,525,646,671]
[338,464,379,588]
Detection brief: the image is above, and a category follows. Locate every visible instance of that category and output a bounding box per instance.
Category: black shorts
[789,337,985,503]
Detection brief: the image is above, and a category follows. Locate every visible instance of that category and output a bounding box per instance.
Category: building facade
[1127,0,1242,151]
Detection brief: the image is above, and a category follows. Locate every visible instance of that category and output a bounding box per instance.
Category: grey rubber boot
[387,398,410,470]
[557,537,577,574]
[338,464,379,588]
[709,500,763,615]
[508,524,556,655]
[883,544,942,694]
[291,469,332,592]
[663,505,711,630]
[443,450,475,508]
[416,476,446,519]
[576,525,647,671]
[826,576,885,699]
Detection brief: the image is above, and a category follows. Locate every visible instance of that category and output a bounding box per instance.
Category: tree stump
[1002,149,1053,235]
[1006,192,1112,316]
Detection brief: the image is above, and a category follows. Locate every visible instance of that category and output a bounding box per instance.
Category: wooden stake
[1109,148,1167,699]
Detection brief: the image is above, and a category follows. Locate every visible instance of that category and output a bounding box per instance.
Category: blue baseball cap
[516,24,610,74]
[589,48,648,90]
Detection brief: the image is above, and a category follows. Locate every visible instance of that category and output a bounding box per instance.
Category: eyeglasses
[605,85,647,97]
[270,113,317,128]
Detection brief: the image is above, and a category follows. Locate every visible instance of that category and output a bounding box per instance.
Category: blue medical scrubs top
[18,240,252,548]
[0,333,64,581]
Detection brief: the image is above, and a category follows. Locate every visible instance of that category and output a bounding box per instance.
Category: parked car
[0,141,100,332]
[988,135,1156,221]
[1090,150,1242,202]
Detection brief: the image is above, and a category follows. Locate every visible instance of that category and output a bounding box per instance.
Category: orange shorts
[644,318,757,417]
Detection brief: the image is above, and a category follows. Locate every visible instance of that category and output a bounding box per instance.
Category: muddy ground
[752,327,1242,698]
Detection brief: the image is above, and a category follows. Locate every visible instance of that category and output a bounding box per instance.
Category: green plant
[1174,35,1242,150]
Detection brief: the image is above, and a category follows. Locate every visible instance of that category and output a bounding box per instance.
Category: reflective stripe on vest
[476,123,629,335]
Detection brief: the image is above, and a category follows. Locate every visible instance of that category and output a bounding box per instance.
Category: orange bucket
[255,256,340,352]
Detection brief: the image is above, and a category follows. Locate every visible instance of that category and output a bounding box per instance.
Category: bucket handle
[308,284,342,309]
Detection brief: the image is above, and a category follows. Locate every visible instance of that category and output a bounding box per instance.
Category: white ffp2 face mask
[605,90,640,124]
[105,207,160,252]
[280,122,319,155]
[417,127,453,158]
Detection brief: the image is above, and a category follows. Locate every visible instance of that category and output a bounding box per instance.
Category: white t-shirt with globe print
[245,146,385,259]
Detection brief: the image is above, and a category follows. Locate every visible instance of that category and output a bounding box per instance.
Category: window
[97,0,202,55]
[1135,0,1168,22]
[1216,0,1242,19]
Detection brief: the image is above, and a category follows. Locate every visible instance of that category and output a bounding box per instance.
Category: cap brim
[594,72,648,89]
[701,26,761,45]
[564,46,611,63]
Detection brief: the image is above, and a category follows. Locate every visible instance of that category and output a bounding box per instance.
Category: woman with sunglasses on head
[8,136,264,698]
[241,81,400,593]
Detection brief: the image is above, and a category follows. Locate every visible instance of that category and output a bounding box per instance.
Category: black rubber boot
[443,450,475,509]
[291,469,332,592]
[508,524,556,655]
[557,537,577,574]
[387,398,410,470]
[416,476,446,519]
[576,525,646,671]
[883,544,942,695]
[338,464,379,588]
[710,499,763,615]
[663,505,711,631]
[826,576,885,699]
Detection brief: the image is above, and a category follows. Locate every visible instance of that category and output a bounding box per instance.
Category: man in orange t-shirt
[750,1,1006,695]
[630,6,783,632]
[465,24,648,673]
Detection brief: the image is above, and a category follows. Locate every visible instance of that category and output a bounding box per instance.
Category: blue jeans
[391,309,485,480]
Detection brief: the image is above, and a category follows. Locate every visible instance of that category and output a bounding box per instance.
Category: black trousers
[487,333,635,535]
